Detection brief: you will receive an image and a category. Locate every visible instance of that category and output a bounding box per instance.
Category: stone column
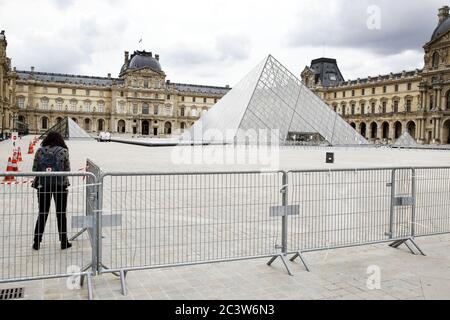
[436,118,441,142]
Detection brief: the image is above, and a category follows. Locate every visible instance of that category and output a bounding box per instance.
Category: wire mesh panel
[287,169,400,252]
[390,169,414,239]
[414,167,450,237]
[0,173,94,283]
[99,171,283,272]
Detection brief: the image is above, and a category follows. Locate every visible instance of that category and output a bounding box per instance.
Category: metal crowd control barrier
[286,168,427,269]
[0,172,96,299]
[98,171,293,295]
[414,167,450,237]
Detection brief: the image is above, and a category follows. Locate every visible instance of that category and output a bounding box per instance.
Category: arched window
[84,118,91,131]
[98,119,105,132]
[41,117,49,130]
[180,122,186,130]
[164,122,172,135]
[433,52,440,68]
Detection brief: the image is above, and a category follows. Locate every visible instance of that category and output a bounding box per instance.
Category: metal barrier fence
[414,167,450,237]
[286,168,424,267]
[2,166,450,299]
[0,172,96,299]
[98,171,291,293]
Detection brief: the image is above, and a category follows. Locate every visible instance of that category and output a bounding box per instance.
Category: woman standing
[32,131,72,250]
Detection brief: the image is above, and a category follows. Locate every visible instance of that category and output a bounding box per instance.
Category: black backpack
[36,147,64,187]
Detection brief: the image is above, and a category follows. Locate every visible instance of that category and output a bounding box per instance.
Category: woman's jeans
[33,184,69,244]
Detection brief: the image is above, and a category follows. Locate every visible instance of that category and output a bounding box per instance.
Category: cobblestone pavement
[1,234,449,300]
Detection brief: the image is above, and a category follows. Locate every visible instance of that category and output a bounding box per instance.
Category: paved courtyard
[1,135,450,300]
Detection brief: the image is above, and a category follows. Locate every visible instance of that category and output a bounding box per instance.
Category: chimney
[124,51,129,63]
[107,73,111,78]
[438,6,450,23]
[166,79,170,84]
[31,66,35,73]
[155,54,160,61]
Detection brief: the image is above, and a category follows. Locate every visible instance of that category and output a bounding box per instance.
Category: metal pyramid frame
[40,117,93,140]
[181,55,368,146]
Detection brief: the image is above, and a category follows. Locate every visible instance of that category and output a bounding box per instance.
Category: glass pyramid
[181,55,368,146]
[393,132,418,147]
[40,117,93,140]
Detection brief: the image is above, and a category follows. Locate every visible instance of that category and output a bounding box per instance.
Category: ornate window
[433,52,440,68]
[118,101,126,113]
[154,105,159,115]
[406,99,412,112]
[41,117,48,130]
[142,103,149,115]
[70,99,77,112]
[56,99,63,111]
[17,97,25,109]
[180,106,185,117]
[41,97,49,110]
[447,91,450,110]
[393,100,399,113]
[84,100,91,112]
[97,101,105,113]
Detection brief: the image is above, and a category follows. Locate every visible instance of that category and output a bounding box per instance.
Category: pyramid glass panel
[181,55,368,146]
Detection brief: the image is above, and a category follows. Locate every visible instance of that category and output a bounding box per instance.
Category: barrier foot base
[389,238,426,256]
[69,228,88,241]
[408,238,426,256]
[86,273,94,300]
[290,251,310,272]
[80,263,92,287]
[267,254,293,276]
[120,270,128,296]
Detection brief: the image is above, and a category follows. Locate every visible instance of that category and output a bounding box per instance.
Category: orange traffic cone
[11,157,19,172]
[28,142,34,155]
[17,147,23,162]
[2,157,16,182]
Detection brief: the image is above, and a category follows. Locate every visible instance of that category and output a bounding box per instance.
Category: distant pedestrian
[32,131,72,250]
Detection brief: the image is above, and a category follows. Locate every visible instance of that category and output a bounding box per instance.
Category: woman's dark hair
[41,131,68,150]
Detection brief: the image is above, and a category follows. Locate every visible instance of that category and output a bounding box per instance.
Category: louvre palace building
[2,5,450,144]
[0,30,230,138]
[301,6,450,145]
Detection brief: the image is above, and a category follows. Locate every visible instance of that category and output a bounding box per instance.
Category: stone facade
[301,6,450,145]
[0,30,13,138]
[0,34,230,137]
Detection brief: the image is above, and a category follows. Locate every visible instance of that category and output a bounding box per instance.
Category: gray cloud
[288,0,443,55]
[215,34,251,61]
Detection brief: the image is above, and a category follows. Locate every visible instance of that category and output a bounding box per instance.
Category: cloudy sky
[0,0,445,86]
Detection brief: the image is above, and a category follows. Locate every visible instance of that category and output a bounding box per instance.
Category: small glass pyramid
[393,132,418,147]
[40,117,93,140]
[181,55,368,146]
